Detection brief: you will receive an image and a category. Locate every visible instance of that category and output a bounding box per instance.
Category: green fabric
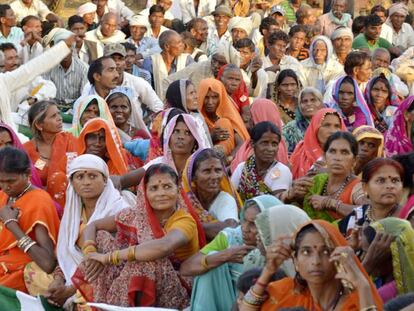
[352,34,392,51]
[61,112,73,124]
[18,124,32,139]
[0,286,63,311]
[240,194,282,221]
[0,286,21,311]
[303,173,335,222]
[200,232,229,255]
[279,1,298,23]
[370,218,414,295]
[283,119,306,154]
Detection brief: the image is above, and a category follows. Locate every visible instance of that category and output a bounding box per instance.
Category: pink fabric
[230,99,289,173]
[378,280,398,303]
[384,96,414,157]
[400,194,414,220]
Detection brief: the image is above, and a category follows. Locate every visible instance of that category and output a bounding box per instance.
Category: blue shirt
[0,27,24,47]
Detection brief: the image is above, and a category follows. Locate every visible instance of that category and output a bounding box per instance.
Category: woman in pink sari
[231,99,289,173]
[385,96,414,157]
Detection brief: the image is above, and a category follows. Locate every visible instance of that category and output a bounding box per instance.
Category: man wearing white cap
[331,26,353,65]
[386,2,414,50]
[77,2,98,31]
[127,14,161,59]
[206,5,232,57]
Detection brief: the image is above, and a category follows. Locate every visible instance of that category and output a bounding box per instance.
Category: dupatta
[290,109,347,179]
[230,98,289,173]
[384,96,414,157]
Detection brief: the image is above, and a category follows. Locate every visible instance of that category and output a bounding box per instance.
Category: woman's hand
[83,253,106,282]
[288,177,314,201]
[264,236,293,274]
[44,278,75,307]
[309,195,328,210]
[307,160,327,177]
[362,232,394,275]
[224,245,256,263]
[0,205,19,223]
[211,127,230,143]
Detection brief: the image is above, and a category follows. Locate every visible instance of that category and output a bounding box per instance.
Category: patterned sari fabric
[237,155,273,202]
[370,218,414,296]
[72,183,201,309]
[384,96,414,157]
[182,148,242,224]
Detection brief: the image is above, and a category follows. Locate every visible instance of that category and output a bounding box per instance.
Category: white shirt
[140,7,175,20]
[94,0,134,24]
[231,161,293,192]
[145,25,169,39]
[10,0,51,22]
[206,27,231,56]
[262,55,304,84]
[209,191,239,222]
[388,22,414,50]
[179,0,216,24]
[380,23,393,43]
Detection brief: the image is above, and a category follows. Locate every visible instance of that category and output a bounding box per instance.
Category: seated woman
[165,79,212,148]
[364,73,399,133]
[339,158,403,236]
[290,108,346,179]
[328,75,374,132]
[107,91,150,143]
[45,154,130,308]
[362,217,414,303]
[282,87,324,154]
[182,148,241,240]
[353,126,384,176]
[231,121,292,202]
[385,96,414,157]
[180,195,280,311]
[268,69,301,124]
[231,98,289,172]
[71,164,202,309]
[239,220,382,310]
[23,100,77,193]
[0,147,60,293]
[198,78,250,159]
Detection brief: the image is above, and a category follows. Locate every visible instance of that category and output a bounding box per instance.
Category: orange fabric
[290,109,347,179]
[23,132,77,189]
[326,178,361,220]
[262,220,383,311]
[0,189,60,292]
[198,78,250,141]
[214,118,235,156]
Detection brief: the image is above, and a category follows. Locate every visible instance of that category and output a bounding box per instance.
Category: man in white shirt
[206,5,232,56]
[187,18,208,53]
[10,0,63,26]
[140,0,175,20]
[20,15,43,64]
[386,3,414,51]
[127,14,161,59]
[145,5,169,39]
[179,0,216,24]
[371,4,393,44]
[0,5,24,47]
[331,26,353,65]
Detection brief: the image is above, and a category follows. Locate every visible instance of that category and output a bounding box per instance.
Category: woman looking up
[353,126,384,176]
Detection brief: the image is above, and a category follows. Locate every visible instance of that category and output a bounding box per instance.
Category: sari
[198,78,250,156]
[182,148,242,224]
[0,123,42,188]
[302,173,361,222]
[385,96,414,157]
[0,188,60,293]
[400,194,414,220]
[190,195,280,311]
[72,174,201,308]
[370,218,414,301]
[262,220,383,311]
[69,95,112,137]
[231,98,289,173]
[328,76,374,132]
[290,109,347,179]
[364,74,400,134]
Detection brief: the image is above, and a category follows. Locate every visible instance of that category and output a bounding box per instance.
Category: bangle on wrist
[3,218,18,228]
[255,280,268,288]
[201,255,209,270]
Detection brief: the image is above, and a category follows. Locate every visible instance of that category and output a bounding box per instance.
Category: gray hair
[299,87,323,104]
[372,47,390,59]
[159,30,179,50]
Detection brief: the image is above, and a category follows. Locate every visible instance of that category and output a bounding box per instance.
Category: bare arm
[81,215,117,245]
[203,219,238,241]
[118,168,146,189]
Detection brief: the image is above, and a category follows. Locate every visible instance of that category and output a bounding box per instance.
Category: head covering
[42,28,74,47]
[161,114,208,172]
[388,3,409,17]
[228,16,253,37]
[0,123,42,188]
[78,118,129,175]
[401,195,414,220]
[329,76,374,129]
[270,5,285,16]
[240,194,282,220]
[352,125,384,157]
[57,154,130,284]
[213,5,233,17]
[77,2,97,16]
[103,43,127,57]
[331,26,354,41]
[165,80,191,112]
[309,36,333,67]
[129,14,149,28]
[385,96,414,157]
[296,87,324,132]
[255,204,310,277]
[370,218,414,295]
[290,108,346,179]
[198,78,250,140]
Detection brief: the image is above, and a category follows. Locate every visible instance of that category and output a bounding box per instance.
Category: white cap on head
[77,2,97,17]
[129,14,149,28]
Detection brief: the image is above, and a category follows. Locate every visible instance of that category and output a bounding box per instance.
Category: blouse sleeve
[200,232,229,255]
[167,211,197,242]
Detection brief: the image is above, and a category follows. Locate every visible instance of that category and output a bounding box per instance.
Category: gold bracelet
[127,246,136,262]
[106,252,111,265]
[82,240,96,248]
[201,255,209,270]
[360,306,377,311]
[112,250,120,265]
[82,245,97,255]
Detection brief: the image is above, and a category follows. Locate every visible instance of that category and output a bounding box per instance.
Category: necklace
[322,175,352,200]
[366,204,399,223]
[278,102,296,120]
[8,183,32,204]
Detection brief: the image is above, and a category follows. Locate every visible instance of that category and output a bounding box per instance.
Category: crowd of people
[2,0,414,310]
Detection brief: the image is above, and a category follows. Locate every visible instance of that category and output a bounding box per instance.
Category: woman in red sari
[71,164,202,308]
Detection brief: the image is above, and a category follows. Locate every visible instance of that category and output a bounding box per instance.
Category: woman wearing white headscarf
[300,35,344,94]
[45,154,130,308]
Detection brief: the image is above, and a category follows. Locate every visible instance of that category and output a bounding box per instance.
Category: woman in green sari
[180,195,280,311]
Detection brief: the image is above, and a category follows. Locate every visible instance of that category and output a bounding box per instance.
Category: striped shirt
[43,56,89,107]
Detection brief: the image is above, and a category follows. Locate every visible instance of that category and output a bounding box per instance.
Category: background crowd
[2,0,414,310]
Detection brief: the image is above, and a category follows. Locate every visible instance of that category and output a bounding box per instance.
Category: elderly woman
[300,35,344,94]
[180,195,280,311]
[353,126,384,176]
[0,147,60,293]
[45,154,129,308]
[240,221,383,310]
[71,164,202,309]
[282,87,324,154]
[182,148,241,240]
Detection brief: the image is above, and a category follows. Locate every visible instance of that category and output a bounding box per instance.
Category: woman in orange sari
[0,147,60,293]
[239,220,383,311]
[198,78,250,159]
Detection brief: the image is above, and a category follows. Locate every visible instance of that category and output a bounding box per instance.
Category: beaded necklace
[365,204,399,223]
[322,175,352,200]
